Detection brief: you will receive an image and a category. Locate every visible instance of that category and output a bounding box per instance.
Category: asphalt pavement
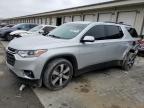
[0,42,44,108]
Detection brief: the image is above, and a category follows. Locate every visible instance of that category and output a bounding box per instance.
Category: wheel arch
[122,47,137,60]
[41,54,78,78]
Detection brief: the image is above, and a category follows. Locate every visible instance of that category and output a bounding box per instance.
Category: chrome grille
[8,47,17,54]
[6,51,15,66]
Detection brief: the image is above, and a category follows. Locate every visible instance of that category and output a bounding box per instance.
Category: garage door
[73,15,81,21]
[117,11,136,26]
[39,18,42,24]
[84,15,95,21]
[51,17,56,25]
[42,18,46,24]
[98,13,112,22]
[64,16,72,23]
[46,18,50,25]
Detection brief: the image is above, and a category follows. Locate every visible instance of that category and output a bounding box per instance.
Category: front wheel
[43,58,73,91]
[121,52,137,71]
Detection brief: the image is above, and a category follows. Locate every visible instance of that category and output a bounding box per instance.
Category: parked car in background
[6,22,139,90]
[0,23,38,41]
[10,25,57,39]
[0,23,7,28]
[0,24,14,30]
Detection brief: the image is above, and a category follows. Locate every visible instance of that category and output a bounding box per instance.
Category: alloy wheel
[50,63,71,87]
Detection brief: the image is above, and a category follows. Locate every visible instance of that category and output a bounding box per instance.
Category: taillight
[138,40,144,44]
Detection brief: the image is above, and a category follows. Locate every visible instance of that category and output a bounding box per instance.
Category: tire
[43,58,73,91]
[6,33,13,41]
[121,52,137,71]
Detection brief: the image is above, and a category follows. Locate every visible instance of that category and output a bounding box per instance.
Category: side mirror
[81,36,95,43]
[39,29,44,35]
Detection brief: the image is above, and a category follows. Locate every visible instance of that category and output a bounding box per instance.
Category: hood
[21,32,42,37]
[10,30,28,35]
[8,36,70,50]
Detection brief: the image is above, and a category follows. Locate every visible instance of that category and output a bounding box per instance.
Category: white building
[2,0,144,35]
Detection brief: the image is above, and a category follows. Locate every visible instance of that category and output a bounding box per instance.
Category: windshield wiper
[49,35,62,39]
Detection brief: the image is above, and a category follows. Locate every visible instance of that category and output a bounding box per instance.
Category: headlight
[17,49,47,58]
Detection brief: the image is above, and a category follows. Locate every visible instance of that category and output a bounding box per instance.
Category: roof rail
[104,21,131,26]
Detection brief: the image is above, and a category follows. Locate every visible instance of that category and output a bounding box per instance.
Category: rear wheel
[121,52,137,71]
[43,58,73,91]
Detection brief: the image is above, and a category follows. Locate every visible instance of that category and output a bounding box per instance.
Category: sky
[0,0,112,18]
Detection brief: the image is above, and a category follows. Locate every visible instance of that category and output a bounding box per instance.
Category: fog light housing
[23,70,34,79]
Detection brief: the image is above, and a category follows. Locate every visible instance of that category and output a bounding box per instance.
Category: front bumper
[6,52,44,80]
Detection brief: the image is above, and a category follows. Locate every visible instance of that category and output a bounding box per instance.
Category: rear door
[103,25,125,60]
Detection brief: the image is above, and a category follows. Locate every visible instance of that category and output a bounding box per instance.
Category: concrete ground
[1,40,144,108]
[0,41,44,108]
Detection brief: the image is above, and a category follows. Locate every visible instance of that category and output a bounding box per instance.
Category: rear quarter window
[126,27,138,38]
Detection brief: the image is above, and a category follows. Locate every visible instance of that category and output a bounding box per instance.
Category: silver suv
[6,22,139,90]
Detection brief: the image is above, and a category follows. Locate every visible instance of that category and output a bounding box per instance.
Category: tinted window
[14,24,29,30]
[105,25,123,39]
[13,24,37,31]
[42,27,55,35]
[84,25,123,40]
[126,27,138,38]
[84,25,105,40]
[43,26,55,33]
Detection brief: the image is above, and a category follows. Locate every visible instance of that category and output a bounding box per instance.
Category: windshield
[48,23,88,39]
[29,25,43,32]
[13,24,24,28]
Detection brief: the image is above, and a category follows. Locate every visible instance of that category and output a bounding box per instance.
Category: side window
[29,24,37,29]
[126,27,138,38]
[43,27,55,33]
[105,25,123,39]
[84,25,106,40]
[42,27,55,35]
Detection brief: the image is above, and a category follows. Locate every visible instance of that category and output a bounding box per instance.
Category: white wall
[51,17,56,25]
[64,16,72,23]
[73,15,82,21]
[98,13,113,22]
[84,14,95,21]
